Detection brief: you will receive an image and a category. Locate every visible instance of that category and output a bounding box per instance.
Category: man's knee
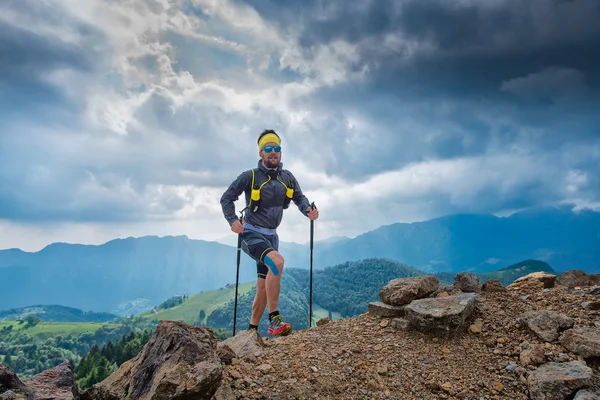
[263,250,284,276]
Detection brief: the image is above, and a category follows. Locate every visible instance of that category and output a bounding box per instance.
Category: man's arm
[287,171,312,216]
[220,170,250,225]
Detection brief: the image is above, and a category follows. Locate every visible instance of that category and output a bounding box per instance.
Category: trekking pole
[309,202,316,327]
[233,209,246,336]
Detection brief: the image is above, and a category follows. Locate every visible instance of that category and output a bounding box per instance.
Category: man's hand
[231,219,244,234]
[307,206,319,221]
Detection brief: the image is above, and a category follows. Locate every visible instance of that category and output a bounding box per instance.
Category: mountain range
[1,205,599,313]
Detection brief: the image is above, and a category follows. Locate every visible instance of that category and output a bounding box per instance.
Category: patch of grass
[0,321,121,341]
[139,281,256,325]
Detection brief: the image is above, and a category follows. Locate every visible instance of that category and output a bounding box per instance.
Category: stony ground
[218,283,600,400]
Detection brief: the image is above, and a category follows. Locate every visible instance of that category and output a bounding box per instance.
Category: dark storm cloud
[254,0,600,186]
[0,2,107,121]
[248,0,600,100]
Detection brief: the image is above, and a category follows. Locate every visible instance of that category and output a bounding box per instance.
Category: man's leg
[262,250,284,313]
[240,230,290,335]
[249,269,267,328]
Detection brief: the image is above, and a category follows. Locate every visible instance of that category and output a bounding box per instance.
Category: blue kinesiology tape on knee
[263,255,279,276]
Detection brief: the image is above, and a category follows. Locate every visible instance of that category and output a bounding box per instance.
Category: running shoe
[267,314,292,336]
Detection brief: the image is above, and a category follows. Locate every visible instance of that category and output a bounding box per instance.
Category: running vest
[247,168,294,212]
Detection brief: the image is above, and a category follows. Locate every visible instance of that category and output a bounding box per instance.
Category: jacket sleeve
[220,170,250,225]
[287,171,312,216]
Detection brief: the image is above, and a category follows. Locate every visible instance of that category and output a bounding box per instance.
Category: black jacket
[220,160,311,229]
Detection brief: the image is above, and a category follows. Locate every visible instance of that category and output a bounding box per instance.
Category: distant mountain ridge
[0,305,117,323]
[1,205,599,312]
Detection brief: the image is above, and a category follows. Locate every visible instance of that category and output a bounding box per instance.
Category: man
[220,129,319,336]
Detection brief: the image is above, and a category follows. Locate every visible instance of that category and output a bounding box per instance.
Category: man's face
[260,141,282,168]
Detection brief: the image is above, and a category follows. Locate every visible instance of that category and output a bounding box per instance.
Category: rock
[403,293,480,338]
[559,327,600,358]
[527,361,594,400]
[211,383,236,400]
[431,284,455,298]
[470,318,483,334]
[390,318,410,330]
[368,302,406,318]
[453,272,480,293]
[559,270,600,288]
[519,310,574,342]
[379,276,439,306]
[574,389,600,399]
[520,345,546,366]
[256,364,273,373]
[512,272,557,289]
[81,320,223,400]
[316,317,331,326]
[0,363,33,399]
[481,280,506,293]
[217,345,236,365]
[217,328,265,360]
[508,277,544,292]
[22,361,79,400]
[582,301,600,310]
[585,288,600,296]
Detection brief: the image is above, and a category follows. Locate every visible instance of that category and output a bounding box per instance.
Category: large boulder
[519,310,574,342]
[574,389,600,399]
[453,272,480,292]
[403,293,480,338]
[217,328,265,361]
[379,276,439,306]
[368,302,406,318]
[481,279,506,293]
[1,363,33,399]
[81,320,223,400]
[512,272,557,289]
[559,327,600,358]
[559,270,600,288]
[23,361,79,400]
[527,361,594,400]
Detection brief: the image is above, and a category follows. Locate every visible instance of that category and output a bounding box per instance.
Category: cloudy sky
[1,0,599,252]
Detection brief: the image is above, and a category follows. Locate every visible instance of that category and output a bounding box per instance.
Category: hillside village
[2,269,600,399]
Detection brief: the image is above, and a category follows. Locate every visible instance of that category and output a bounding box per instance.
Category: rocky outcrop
[527,361,594,400]
[1,361,79,400]
[481,279,506,293]
[559,327,600,358]
[378,276,439,306]
[513,272,557,289]
[217,328,264,362]
[23,361,79,400]
[403,293,480,338]
[1,363,33,399]
[367,302,406,318]
[81,320,223,400]
[559,270,600,288]
[574,389,600,399]
[453,272,480,292]
[519,310,574,342]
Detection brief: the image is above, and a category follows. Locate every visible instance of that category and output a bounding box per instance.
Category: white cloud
[1,0,599,253]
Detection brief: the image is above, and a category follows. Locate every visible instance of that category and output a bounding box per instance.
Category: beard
[265,155,280,168]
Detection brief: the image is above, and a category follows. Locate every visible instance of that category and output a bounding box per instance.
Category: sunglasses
[263,145,281,153]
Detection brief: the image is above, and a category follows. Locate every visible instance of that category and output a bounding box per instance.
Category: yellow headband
[258,133,281,151]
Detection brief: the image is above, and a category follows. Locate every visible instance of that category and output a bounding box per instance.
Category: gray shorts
[240,228,279,279]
